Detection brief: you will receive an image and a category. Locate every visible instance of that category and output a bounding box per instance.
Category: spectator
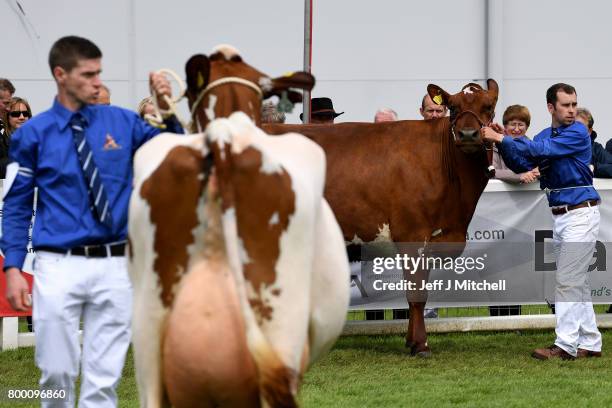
[0,78,16,120]
[575,107,612,178]
[0,78,16,178]
[420,94,447,120]
[262,100,286,124]
[2,35,182,406]
[492,105,540,185]
[489,105,539,317]
[300,97,343,124]
[96,83,111,105]
[374,108,398,123]
[6,97,33,136]
[137,96,155,118]
[482,83,602,360]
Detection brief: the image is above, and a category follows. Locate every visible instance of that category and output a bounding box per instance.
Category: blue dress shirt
[1,98,183,270]
[498,121,600,207]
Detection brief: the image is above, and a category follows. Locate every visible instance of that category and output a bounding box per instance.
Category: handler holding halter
[481,83,602,360]
[3,36,182,407]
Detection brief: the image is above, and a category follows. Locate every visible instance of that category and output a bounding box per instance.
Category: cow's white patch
[463,86,474,95]
[260,156,283,174]
[346,234,364,246]
[205,94,217,121]
[269,212,279,226]
[238,238,251,264]
[431,228,442,237]
[212,44,241,60]
[373,223,392,243]
[227,112,256,155]
[206,119,233,161]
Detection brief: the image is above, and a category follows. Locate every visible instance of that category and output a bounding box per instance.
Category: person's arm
[497,136,538,174]
[503,126,589,160]
[2,128,37,311]
[492,150,522,183]
[1,129,36,271]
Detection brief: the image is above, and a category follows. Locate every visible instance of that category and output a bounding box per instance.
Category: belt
[36,242,126,258]
[551,200,599,215]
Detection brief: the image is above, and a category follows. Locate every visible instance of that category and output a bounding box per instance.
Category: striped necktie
[70,113,113,229]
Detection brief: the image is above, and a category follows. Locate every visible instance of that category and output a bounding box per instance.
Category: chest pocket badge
[103,134,122,150]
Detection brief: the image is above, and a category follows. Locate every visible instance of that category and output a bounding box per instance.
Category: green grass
[2,330,612,407]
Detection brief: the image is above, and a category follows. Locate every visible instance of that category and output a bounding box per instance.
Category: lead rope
[144,69,190,129]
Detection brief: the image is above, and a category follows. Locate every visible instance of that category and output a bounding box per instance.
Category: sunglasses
[9,110,30,118]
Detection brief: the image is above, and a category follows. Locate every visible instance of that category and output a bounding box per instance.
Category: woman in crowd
[0,97,32,179]
[5,97,32,135]
[489,104,539,317]
[492,104,540,184]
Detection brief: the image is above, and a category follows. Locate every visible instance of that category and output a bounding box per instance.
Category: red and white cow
[128,46,349,407]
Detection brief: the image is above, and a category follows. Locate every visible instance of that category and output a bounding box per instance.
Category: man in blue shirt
[482,83,602,360]
[3,36,182,407]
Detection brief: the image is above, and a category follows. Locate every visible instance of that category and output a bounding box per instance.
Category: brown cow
[264,79,499,356]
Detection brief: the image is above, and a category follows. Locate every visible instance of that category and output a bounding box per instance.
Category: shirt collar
[52,97,96,131]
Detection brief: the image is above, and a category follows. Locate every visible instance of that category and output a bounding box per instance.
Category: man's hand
[490,122,504,133]
[5,267,31,312]
[519,168,540,184]
[149,72,172,111]
[519,171,536,184]
[481,126,504,143]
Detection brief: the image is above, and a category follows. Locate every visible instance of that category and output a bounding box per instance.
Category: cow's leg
[132,289,170,408]
[402,247,431,357]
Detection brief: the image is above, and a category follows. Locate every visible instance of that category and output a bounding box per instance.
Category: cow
[128,45,350,407]
[264,79,499,357]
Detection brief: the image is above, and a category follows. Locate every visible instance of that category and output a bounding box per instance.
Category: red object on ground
[0,257,34,317]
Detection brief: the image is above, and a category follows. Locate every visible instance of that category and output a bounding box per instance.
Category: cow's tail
[221,209,298,408]
[245,320,299,408]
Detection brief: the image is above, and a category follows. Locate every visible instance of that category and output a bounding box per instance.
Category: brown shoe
[532,345,576,360]
[576,348,602,358]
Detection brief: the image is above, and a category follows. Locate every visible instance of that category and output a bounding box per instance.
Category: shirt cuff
[3,251,26,272]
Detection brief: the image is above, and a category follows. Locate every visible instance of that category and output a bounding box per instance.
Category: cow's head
[185,45,315,131]
[427,79,498,153]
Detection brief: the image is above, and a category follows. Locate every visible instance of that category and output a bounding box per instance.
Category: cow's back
[264,121,453,242]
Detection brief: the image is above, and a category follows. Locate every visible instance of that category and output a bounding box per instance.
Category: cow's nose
[459,128,478,142]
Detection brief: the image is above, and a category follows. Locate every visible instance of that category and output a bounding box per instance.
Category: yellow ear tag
[283,71,295,77]
[197,72,205,88]
[433,94,443,105]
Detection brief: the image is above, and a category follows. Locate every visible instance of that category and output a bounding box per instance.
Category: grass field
[1,329,611,407]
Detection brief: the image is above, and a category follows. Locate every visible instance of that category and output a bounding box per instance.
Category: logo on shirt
[103,134,121,150]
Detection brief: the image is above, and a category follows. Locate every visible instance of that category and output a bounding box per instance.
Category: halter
[190,77,264,131]
[449,109,495,178]
[143,69,264,132]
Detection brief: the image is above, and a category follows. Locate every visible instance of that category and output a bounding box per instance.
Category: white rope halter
[144,70,264,132]
[190,76,263,117]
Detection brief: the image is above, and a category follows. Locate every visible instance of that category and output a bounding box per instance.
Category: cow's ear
[427,84,450,106]
[486,79,499,96]
[263,71,315,103]
[185,54,210,95]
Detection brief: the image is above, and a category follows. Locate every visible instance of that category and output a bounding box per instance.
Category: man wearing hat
[301,97,344,124]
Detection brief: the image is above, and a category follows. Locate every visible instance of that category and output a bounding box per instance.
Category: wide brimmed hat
[300,97,344,121]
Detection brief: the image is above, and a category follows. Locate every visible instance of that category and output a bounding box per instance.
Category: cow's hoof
[414,349,432,358]
[410,345,432,358]
[404,338,415,349]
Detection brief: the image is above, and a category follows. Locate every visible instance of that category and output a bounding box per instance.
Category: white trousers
[552,206,601,356]
[33,251,132,408]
